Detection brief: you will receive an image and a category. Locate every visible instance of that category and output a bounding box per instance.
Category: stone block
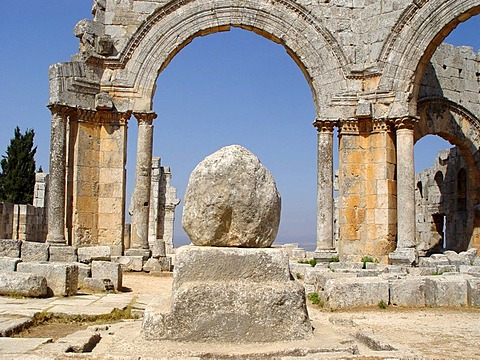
[124,248,150,260]
[467,278,480,307]
[324,277,390,309]
[329,262,363,271]
[304,268,330,285]
[314,272,357,292]
[77,246,111,264]
[389,278,426,307]
[0,272,48,298]
[75,262,91,289]
[459,248,478,266]
[407,267,436,276]
[142,246,312,342]
[111,255,144,271]
[0,257,21,272]
[143,257,171,272]
[459,265,480,274]
[436,264,457,274]
[82,277,115,293]
[389,248,416,266]
[0,239,21,258]
[291,248,306,260]
[21,241,49,262]
[425,275,469,307]
[174,246,291,289]
[91,261,122,291]
[49,245,77,263]
[289,262,312,279]
[444,250,462,268]
[17,262,78,296]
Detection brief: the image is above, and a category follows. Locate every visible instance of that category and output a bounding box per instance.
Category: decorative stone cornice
[312,119,336,133]
[134,111,158,125]
[395,116,418,131]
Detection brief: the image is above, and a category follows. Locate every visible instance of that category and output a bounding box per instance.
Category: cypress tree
[0,127,37,204]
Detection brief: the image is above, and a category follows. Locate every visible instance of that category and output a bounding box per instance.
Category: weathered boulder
[0,272,48,298]
[182,145,281,248]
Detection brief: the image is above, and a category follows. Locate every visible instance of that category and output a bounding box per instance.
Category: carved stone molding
[313,119,336,133]
[338,118,361,135]
[371,118,394,133]
[134,111,158,126]
[395,116,419,131]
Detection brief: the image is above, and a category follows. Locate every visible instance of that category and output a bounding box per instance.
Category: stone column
[390,117,418,265]
[126,111,157,258]
[46,105,69,245]
[313,120,338,261]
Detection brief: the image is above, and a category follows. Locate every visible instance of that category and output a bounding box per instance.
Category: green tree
[0,127,37,204]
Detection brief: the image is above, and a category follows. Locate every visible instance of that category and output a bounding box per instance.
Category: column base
[388,248,417,266]
[125,248,151,260]
[46,235,67,245]
[313,248,338,263]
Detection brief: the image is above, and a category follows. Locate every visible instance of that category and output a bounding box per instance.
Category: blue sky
[0,2,479,250]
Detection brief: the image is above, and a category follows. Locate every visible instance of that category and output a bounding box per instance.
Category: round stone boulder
[182,145,281,247]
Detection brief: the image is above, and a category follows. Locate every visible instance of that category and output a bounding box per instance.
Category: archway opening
[126,28,317,250]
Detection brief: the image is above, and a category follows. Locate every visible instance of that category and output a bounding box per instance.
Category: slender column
[127,111,156,256]
[390,117,417,264]
[313,120,337,260]
[46,105,69,244]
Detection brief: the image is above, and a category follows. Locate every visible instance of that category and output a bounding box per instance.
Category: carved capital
[134,111,157,125]
[313,119,336,133]
[338,118,360,135]
[395,116,418,131]
[47,104,74,119]
[371,118,394,133]
[97,110,132,125]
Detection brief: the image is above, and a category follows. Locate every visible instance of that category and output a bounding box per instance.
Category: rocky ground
[3,272,480,359]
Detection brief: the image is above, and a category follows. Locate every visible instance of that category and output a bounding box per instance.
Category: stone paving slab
[0,337,52,354]
[0,316,33,337]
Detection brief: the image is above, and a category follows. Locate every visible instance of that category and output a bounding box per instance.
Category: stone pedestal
[142,246,312,342]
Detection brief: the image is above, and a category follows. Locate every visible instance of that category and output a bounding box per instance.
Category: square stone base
[142,245,312,342]
[389,248,417,266]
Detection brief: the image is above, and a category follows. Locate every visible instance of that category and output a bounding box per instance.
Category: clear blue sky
[0,2,479,250]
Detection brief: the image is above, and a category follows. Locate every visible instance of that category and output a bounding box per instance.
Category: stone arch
[101,0,347,117]
[417,97,480,250]
[378,0,480,117]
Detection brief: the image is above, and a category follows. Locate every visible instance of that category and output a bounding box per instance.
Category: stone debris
[17,262,78,297]
[0,272,48,298]
[182,145,281,248]
[91,261,122,291]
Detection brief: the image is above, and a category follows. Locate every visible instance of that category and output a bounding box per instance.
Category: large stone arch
[378,0,480,117]
[100,0,347,118]
[417,97,480,250]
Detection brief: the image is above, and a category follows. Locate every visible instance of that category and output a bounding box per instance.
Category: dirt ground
[25,273,480,359]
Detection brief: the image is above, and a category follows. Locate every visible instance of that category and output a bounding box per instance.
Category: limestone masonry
[39,0,480,264]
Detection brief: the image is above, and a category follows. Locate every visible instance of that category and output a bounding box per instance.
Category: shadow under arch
[416,97,480,251]
[102,0,348,118]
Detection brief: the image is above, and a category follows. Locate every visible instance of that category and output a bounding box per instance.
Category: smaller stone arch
[416,98,480,251]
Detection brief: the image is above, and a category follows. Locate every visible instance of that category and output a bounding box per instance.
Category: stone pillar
[390,117,418,265]
[46,105,69,245]
[127,111,157,258]
[313,120,338,261]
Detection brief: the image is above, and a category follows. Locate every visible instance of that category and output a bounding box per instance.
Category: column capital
[394,116,418,131]
[313,119,336,133]
[134,111,157,125]
[47,103,74,118]
[338,118,362,135]
[371,118,394,133]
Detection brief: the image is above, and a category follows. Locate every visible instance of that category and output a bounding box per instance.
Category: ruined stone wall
[416,147,472,254]
[0,204,46,242]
